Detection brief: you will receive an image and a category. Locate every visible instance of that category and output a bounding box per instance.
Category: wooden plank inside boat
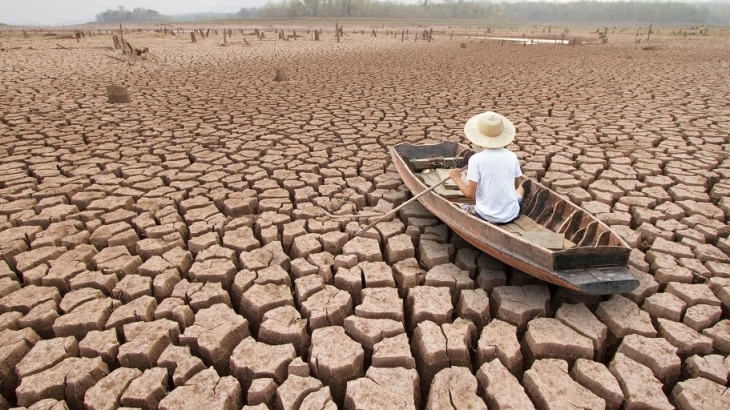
[502,215,576,249]
[521,232,566,250]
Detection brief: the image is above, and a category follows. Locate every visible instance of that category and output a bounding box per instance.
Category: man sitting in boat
[448,111,525,224]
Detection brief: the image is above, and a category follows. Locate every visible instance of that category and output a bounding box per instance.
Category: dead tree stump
[274,68,288,82]
[460,43,467,48]
[112,35,121,49]
[314,30,320,41]
[107,85,130,104]
[119,23,125,54]
[191,31,197,43]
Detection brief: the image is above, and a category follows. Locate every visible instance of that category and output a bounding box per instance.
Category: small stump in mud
[460,43,467,49]
[106,85,130,104]
[274,68,289,82]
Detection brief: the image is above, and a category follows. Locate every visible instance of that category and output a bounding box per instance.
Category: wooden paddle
[354,166,467,237]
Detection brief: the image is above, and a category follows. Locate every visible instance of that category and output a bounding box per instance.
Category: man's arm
[449,169,477,199]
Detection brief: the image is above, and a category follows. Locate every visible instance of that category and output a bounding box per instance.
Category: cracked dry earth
[1,24,730,410]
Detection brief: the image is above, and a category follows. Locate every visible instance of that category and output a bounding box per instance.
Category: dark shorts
[460,195,523,224]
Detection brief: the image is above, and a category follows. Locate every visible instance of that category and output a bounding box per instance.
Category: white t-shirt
[466,148,522,223]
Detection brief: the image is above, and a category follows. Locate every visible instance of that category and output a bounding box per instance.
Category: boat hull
[391,144,639,295]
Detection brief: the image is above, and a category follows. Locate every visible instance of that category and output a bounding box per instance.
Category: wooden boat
[391,141,639,295]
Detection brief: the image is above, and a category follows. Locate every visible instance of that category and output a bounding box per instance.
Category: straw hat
[464,111,516,148]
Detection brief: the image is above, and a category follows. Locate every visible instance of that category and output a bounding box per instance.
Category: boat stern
[555,265,639,295]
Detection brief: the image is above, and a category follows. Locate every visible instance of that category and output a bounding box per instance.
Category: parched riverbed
[0,23,729,410]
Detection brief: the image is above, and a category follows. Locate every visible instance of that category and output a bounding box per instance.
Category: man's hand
[449,168,463,182]
[448,167,476,199]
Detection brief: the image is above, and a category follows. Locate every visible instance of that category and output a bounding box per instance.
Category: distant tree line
[243,0,730,24]
[704,1,730,25]
[502,1,713,24]
[244,0,505,20]
[93,2,730,25]
[96,6,162,22]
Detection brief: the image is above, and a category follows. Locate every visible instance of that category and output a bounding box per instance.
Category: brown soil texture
[1,22,729,410]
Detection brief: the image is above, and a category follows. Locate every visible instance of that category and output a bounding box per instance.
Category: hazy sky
[0,0,269,26]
